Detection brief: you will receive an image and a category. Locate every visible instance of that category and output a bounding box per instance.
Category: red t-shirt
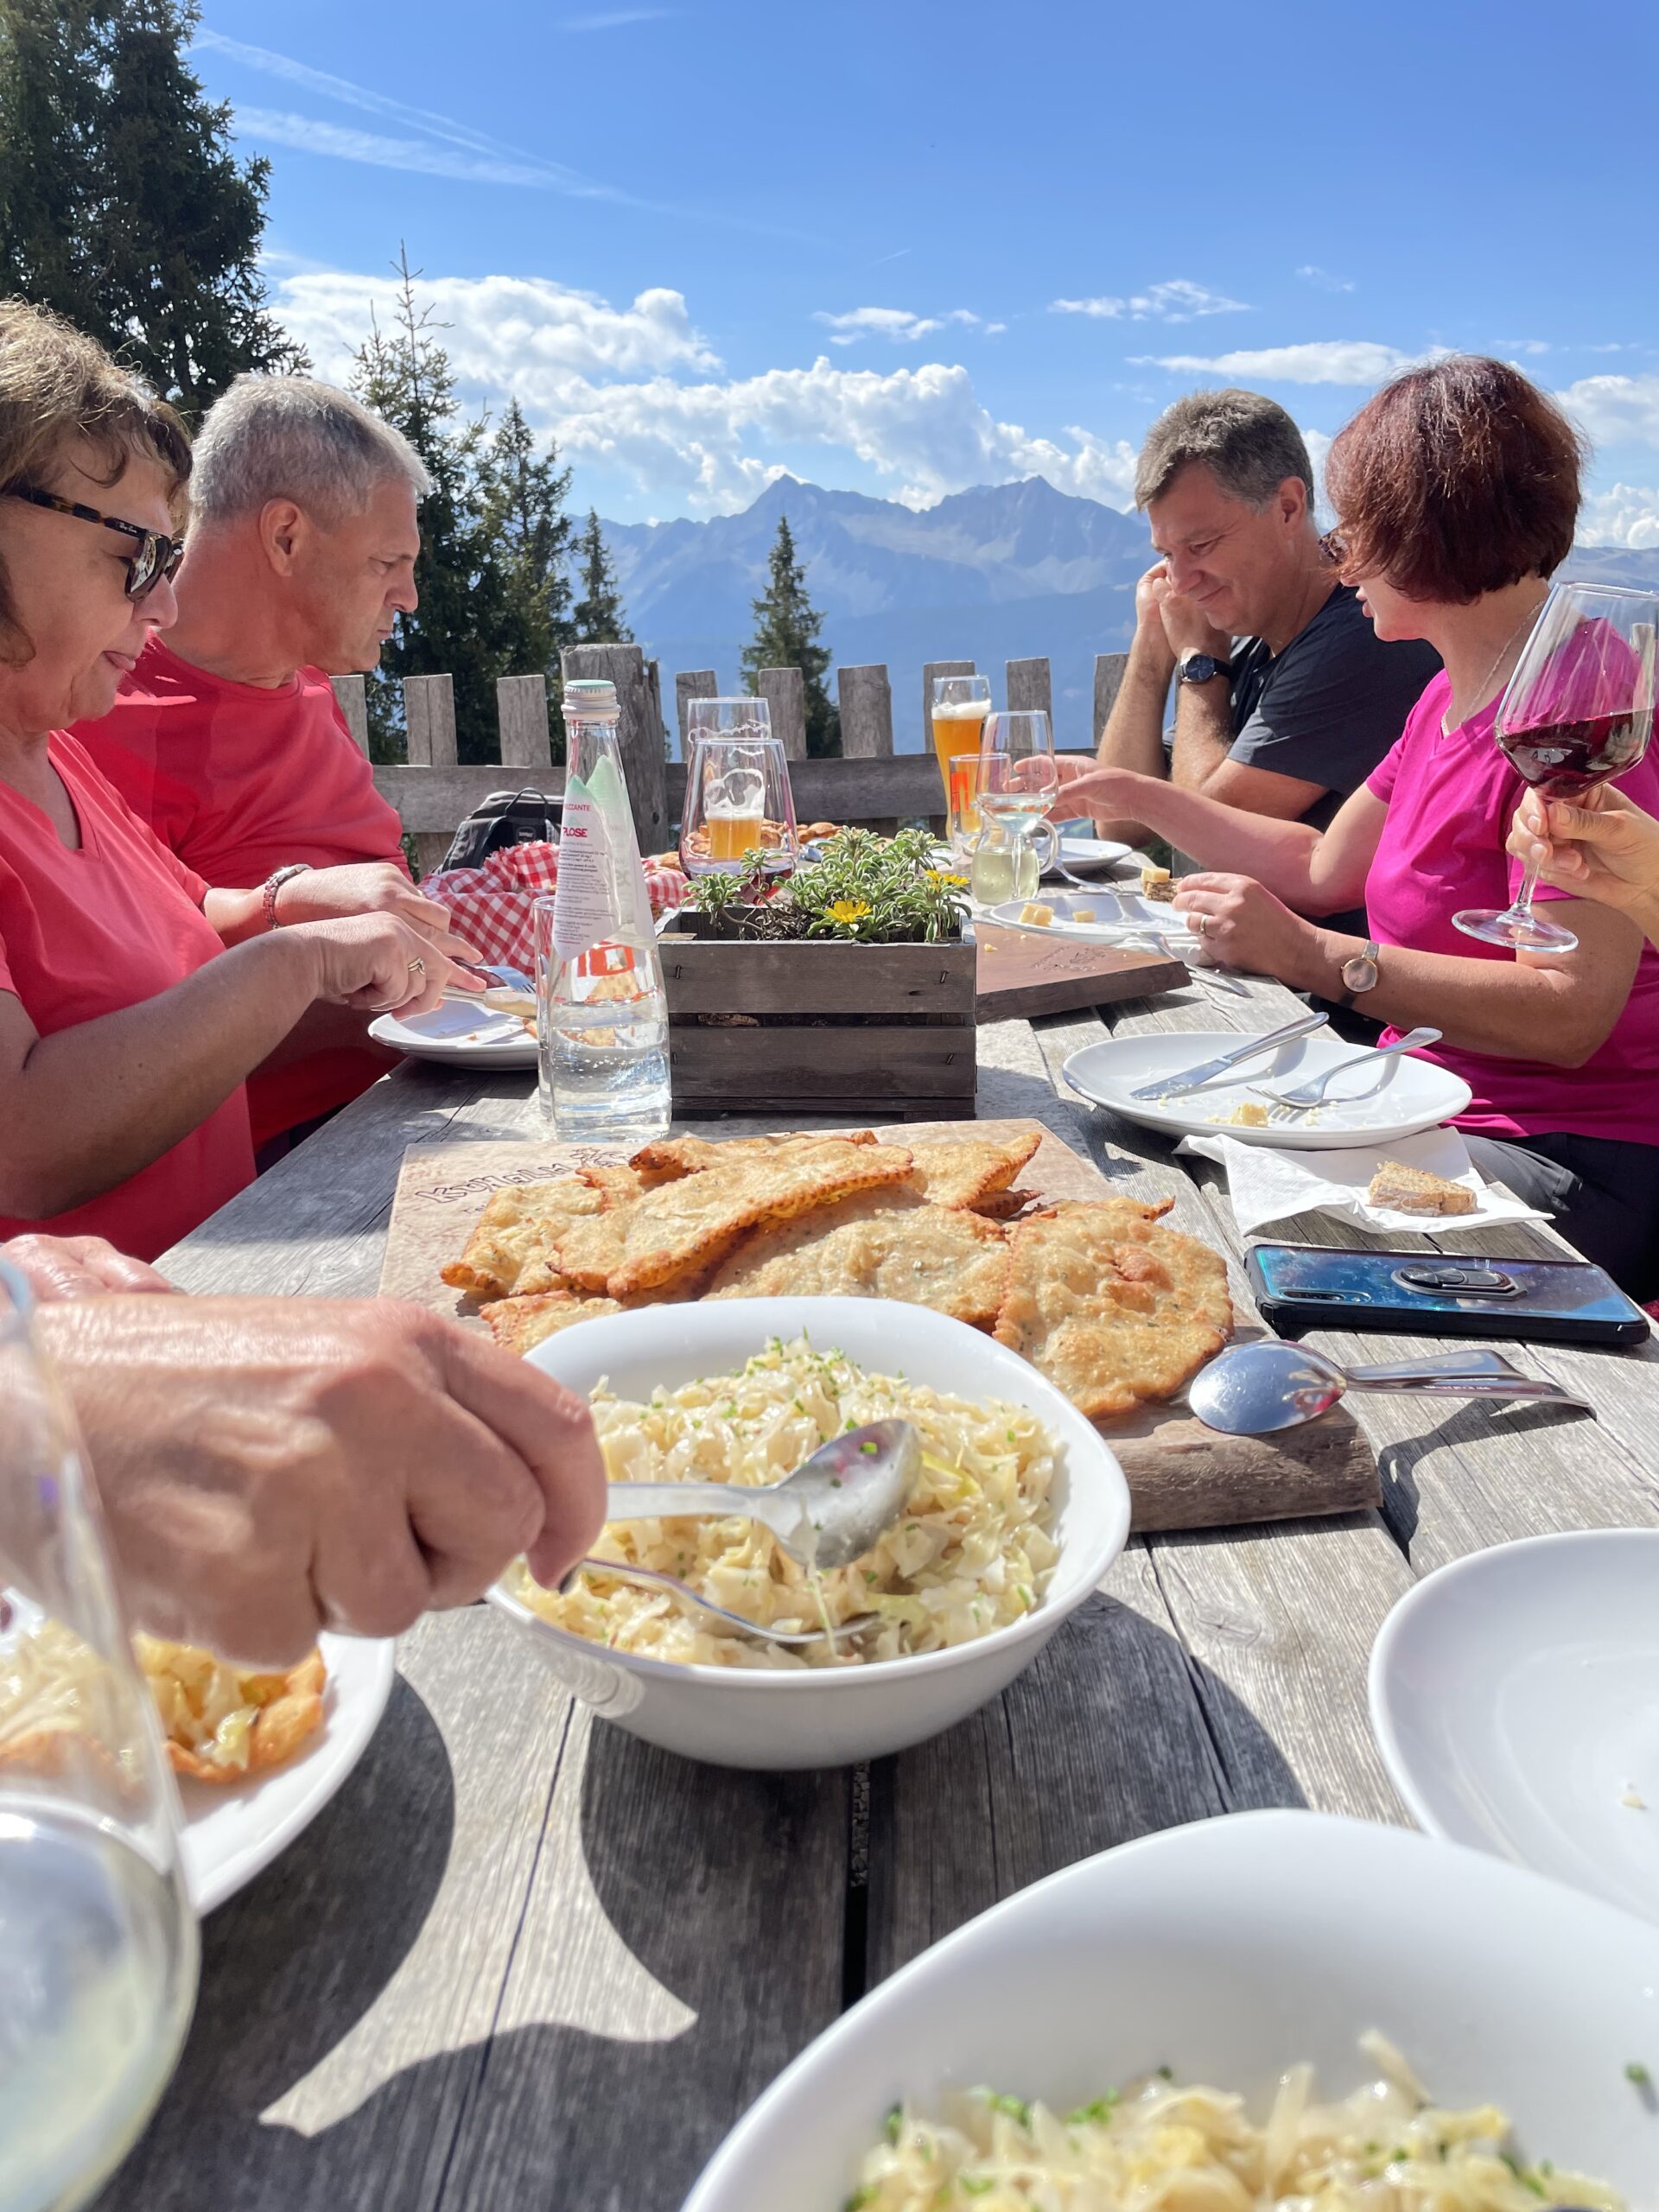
[1365,671,1659,1144]
[0,735,254,1261]
[73,639,410,1147]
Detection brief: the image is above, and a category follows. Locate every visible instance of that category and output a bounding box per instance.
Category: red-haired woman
[1053,356,1659,1296]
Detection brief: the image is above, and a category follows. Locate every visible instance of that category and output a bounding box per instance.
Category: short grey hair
[1135,388,1314,512]
[188,374,432,526]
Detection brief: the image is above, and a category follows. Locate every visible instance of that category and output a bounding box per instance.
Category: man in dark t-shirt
[1085,390,1440,932]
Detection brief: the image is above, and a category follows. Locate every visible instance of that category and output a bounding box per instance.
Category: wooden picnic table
[103,954,1659,2212]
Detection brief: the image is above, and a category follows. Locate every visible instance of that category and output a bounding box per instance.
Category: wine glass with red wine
[1453,581,1659,954]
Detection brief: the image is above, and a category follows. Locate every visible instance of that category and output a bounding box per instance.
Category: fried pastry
[440,1175,609,1298]
[904,1131,1042,1211]
[707,1187,1009,1327]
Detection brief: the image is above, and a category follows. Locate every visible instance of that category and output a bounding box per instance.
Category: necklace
[1450,592,1549,731]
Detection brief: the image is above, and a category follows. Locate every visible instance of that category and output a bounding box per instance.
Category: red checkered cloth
[419,841,688,971]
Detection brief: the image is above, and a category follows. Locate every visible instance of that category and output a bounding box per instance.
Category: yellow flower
[825,898,872,925]
[925,868,968,888]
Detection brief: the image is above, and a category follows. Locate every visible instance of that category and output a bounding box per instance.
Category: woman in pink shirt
[1054,356,1659,1296]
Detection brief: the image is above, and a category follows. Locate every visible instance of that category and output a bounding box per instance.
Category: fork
[1247,1027,1441,1119]
[560,1557,880,1648]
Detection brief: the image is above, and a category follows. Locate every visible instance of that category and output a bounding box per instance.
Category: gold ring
[409,957,426,977]
[1193,912,1208,937]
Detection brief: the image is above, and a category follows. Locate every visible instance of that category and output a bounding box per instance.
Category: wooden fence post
[675,669,719,755]
[1092,652,1129,745]
[1006,656,1053,724]
[836,664,893,759]
[329,674,370,756]
[402,674,457,767]
[560,643,669,850]
[496,674,551,768]
[758,666,808,761]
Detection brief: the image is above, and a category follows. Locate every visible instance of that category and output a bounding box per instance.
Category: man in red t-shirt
[75,375,432,1155]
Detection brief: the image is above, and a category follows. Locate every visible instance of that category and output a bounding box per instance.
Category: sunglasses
[7,485,185,600]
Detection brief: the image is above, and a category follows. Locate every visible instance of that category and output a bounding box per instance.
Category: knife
[1128,1010,1330,1101]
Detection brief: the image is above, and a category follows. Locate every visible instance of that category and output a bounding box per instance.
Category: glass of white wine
[969,709,1059,906]
[0,1262,198,2212]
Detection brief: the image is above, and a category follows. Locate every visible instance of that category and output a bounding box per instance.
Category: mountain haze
[601,475,1659,753]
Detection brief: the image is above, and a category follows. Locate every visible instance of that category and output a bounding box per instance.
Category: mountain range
[601,475,1659,753]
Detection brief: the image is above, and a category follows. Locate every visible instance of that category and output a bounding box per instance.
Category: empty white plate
[1370,1529,1659,1923]
[1049,834,1135,874]
[368,999,537,1068]
[1064,1028,1472,1150]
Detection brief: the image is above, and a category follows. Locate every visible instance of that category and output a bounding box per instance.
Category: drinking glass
[0,1262,198,2212]
[1453,582,1659,954]
[930,674,992,801]
[679,702,799,878]
[969,709,1059,905]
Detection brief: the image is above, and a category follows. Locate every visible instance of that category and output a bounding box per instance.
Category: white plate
[1370,1529,1659,1925]
[180,1633,397,1913]
[1049,834,1135,874]
[368,999,537,1068]
[1064,1028,1472,1150]
[488,1297,1130,1770]
[685,1809,1659,2209]
[989,887,1202,955]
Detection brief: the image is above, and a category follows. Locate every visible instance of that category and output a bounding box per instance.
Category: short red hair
[1325,355,1585,604]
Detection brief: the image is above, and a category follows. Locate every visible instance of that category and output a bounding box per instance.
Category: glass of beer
[931,674,993,797]
[680,700,800,878]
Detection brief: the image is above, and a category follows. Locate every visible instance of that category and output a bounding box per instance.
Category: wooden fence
[340,644,1128,870]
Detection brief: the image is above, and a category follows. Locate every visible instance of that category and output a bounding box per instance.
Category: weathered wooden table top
[106,963,1659,2212]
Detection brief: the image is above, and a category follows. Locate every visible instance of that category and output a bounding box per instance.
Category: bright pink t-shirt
[1364,670,1659,1143]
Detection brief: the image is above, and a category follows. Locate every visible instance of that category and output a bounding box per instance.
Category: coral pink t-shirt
[1364,671,1659,1143]
[73,639,410,1147]
[0,735,254,1260]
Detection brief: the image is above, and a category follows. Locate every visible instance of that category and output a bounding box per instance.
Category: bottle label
[550,785,615,960]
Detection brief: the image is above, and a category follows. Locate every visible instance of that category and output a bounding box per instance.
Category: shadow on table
[1375,1394,1600,1551]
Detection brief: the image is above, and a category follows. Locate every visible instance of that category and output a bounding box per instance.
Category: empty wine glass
[1453,582,1659,954]
[0,1262,198,2211]
[969,709,1059,904]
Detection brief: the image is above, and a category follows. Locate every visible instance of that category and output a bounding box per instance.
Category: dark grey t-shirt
[1225,584,1441,833]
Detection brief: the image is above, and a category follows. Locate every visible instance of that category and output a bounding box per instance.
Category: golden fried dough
[993,1199,1231,1421]
[904,1131,1043,1210]
[970,1186,1040,1223]
[136,1640,327,1785]
[707,1187,1009,1326]
[627,1129,875,1178]
[482,1290,628,1352]
[440,1176,609,1298]
[581,1136,914,1298]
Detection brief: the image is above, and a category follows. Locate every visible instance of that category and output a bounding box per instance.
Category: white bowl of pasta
[486,1296,1131,1770]
[684,1809,1659,2210]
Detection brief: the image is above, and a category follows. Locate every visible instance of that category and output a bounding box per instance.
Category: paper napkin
[1178,1123,1555,1238]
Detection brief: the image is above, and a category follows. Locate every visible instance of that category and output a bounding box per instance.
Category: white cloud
[235,109,620,194]
[1051,280,1248,323]
[273,265,1136,514]
[1554,372,1659,448]
[813,307,982,346]
[1499,339,1551,356]
[1296,264,1355,294]
[1578,484,1659,548]
[1141,340,1417,384]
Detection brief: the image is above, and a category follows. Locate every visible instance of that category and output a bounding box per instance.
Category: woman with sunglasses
[0,300,481,1260]
[1050,357,1659,1297]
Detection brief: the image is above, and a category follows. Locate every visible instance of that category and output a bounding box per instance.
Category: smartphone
[1247,1243,1650,1346]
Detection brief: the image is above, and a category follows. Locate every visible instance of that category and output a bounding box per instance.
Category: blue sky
[194,0,1659,539]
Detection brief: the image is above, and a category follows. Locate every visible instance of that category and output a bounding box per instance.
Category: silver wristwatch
[261,864,311,930]
[1339,938,1380,1003]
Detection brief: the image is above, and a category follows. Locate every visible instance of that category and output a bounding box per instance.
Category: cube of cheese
[1018,901,1055,926]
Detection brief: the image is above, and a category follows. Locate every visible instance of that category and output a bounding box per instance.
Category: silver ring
[1193,912,1209,937]
[409,957,427,977]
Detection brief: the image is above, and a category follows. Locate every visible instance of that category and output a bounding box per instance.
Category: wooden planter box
[658,928,977,1119]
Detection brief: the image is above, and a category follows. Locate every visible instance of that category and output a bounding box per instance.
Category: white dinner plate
[1370,1529,1659,1925]
[1063,1028,1472,1150]
[684,1809,1659,2209]
[180,1633,397,1913]
[368,999,537,1068]
[989,886,1203,955]
[1048,833,1135,874]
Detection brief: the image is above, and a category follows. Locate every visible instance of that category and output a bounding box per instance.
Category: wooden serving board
[974,924,1185,1021]
[378,1117,1379,1535]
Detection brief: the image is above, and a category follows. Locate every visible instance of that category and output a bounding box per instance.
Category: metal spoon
[599,1417,922,1572]
[1188,1340,1593,1437]
[561,1557,880,1648]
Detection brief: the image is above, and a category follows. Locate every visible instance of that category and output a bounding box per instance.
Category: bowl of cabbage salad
[487,1297,1130,1769]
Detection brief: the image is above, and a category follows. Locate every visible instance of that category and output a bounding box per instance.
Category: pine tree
[480,399,575,671]
[570,510,632,644]
[351,251,511,767]
[741,514,840,758]
[0,0,305,416]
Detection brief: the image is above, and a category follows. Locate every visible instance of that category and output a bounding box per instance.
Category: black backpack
[439,787,563,873]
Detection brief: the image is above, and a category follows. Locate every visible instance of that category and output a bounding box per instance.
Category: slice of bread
[1366,1160,1477,1216]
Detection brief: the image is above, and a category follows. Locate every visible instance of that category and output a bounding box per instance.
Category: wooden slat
[404,674,458,768]
[674,668,718,753]
[329,672,370,755]
[756,664,807,761]
[495,674,551,768]
[1005,654,1053,723]
[836,664,893,759]
[561,643,670,851]
[659,937,975,1015]
[376,766,565,833]
[1093,650,1128,744]
[669,1024,976,1107]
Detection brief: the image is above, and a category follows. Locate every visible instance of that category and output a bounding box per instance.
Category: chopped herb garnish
[1628,2059,1652,2086]
[883,2103,902,2145]
[1154,2064,1173,2082]
[1067,2092,1119,2125]
[960,2181,994,2197]
[982,2092,1030,2125]
[842,2190,875,2212]
[829,1476,842,1488]
[864,1571,879,1585]
[860,1439,880,1454]
[1501,2152,1546,2198]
